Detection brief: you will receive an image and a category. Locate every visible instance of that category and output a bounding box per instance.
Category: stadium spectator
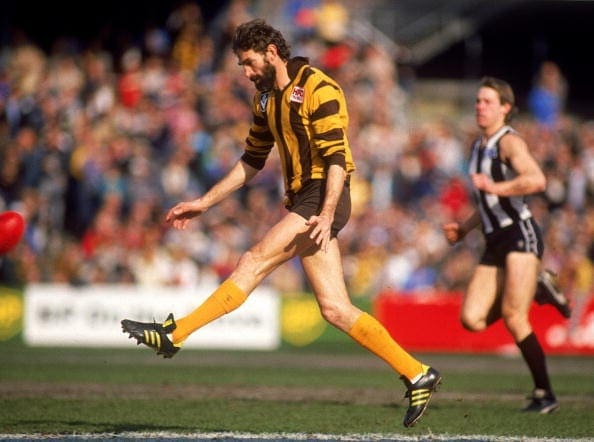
[528,61,567,130]
[0,1,590,343]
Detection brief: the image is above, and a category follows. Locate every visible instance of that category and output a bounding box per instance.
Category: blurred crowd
[1,0,593,310]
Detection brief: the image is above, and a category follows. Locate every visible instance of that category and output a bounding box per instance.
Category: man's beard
[252,62,276,92]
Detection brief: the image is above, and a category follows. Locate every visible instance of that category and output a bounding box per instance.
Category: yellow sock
[348,312,424,381]
[172,279,248,344]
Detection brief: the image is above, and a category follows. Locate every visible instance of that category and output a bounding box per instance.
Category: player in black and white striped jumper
[442,76,568,414]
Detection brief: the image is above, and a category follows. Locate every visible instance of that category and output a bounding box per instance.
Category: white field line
[0,432,591,441]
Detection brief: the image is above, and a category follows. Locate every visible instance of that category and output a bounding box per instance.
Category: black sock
[517,332,554,395]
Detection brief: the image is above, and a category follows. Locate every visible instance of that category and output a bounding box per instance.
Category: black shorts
[480,218,544,267]
[286,179,351,238]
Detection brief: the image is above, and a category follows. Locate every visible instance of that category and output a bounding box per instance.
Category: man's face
[475,86,509,130]
[237,49,276,92]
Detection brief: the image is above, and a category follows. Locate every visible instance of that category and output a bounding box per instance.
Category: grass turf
[1,341,593,439]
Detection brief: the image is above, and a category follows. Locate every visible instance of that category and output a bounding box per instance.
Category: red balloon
[0,211,26,255]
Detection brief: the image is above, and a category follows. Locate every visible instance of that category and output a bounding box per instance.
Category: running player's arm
[442,210,481,244]
[472,133,546,197]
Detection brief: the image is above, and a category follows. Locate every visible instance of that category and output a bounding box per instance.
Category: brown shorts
[286,179,351,237]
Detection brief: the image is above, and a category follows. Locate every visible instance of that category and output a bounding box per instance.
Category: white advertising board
[24,283,280,350]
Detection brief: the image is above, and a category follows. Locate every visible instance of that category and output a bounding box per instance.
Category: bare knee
[460,311,488,332]
[235,248,272,279]
[319,301,353,331]
[501,310,530,340]
[319,302,341,325]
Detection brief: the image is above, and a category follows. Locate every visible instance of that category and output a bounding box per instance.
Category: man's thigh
[502,251,539,313]
[300,239,360,330]
[462,264,502,324]
[230,212,314,291]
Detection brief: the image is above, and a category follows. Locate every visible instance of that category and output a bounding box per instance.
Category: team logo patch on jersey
[290,86,305,103]
[259,93,269,112]
[488,148,498,159]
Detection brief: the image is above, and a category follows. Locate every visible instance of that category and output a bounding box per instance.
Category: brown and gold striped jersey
[241,57,356,197]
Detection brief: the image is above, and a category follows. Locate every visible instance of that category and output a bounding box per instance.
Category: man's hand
[306,213,333,252]
[442,222,462,245]
[471,173,493,193]
[165,200,207,230]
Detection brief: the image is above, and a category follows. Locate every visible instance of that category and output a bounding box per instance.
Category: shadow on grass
[9,419,191,434]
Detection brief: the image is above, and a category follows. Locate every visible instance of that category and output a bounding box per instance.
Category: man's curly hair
[232,19,291,61]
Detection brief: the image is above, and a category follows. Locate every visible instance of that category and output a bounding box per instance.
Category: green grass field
[1,336,593,441]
